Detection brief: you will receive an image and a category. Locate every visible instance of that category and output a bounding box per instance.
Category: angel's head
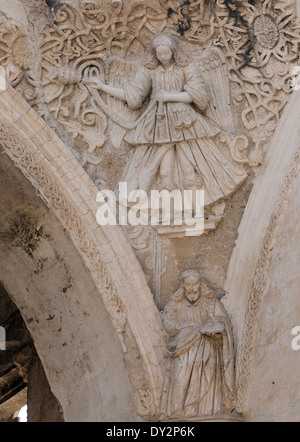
[144,34,190,70]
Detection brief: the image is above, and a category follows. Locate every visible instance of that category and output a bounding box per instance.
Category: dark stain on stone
[6,211,44,258]
[166,1,192,36]
[217,0,258,69]
[44,0,61,11]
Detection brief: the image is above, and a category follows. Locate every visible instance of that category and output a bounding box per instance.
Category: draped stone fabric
[160,288,236,419]
[122,62,247,205]
[124,63,219,145]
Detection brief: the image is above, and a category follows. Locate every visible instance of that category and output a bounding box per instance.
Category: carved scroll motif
[38,0,300,162]
[0,1,297,176]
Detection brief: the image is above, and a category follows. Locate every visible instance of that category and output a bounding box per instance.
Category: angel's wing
[195,47,237,134]
[105,56,146,149]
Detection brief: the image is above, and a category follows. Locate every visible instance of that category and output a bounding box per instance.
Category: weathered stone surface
[0,0,299,422]
[224,90,300,421]
[0,152,140,422]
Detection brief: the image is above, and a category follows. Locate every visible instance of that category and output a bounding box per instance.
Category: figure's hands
[155,90,168,103]
[84,77,105,91]
[200,321,224,336]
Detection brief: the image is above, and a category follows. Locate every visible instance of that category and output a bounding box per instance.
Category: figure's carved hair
[169,270,214,304]
[143,33,190,70]
[180,269,203,283]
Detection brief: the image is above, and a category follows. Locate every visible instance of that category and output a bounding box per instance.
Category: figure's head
[180,270,205,304]
[144,33,190,69]
[151,34,176,66]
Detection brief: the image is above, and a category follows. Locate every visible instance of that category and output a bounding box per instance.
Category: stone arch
[224,90,300,418]
[0,152,137,421]
[0,84,165,419]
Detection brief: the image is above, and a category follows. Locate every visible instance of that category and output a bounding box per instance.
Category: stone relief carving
[160,270,236,421]
[86,33,249,221]
[0,1,298,199]
[35,0,300,168]
[0,0,299,419]
[0,0,297,293]
[0,2,298,287]
[0,18,39,106]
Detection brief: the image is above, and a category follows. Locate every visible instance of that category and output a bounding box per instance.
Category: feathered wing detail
[195,46,237,134]
[105,56,147,149]
[195,46,249,163]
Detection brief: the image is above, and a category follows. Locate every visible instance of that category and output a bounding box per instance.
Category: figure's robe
[122,63,247,205]
[160,291,235,419]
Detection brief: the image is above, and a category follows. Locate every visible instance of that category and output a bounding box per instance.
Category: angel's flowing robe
[122,62,247,205]
[160,292,236,419]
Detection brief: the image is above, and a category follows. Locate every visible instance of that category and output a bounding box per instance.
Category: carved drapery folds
[1,0,300,420]
[1,1,298,173]
[0,1,298,228]
[38,1,300,165]
[160,270,237,422]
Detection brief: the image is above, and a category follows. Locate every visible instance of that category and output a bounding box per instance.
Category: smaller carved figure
[160,270,236,420]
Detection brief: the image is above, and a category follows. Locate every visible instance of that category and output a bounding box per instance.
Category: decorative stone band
[0,85,165,414]
[236,144,300,412]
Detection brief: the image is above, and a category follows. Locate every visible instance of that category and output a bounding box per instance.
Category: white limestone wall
[246,169,300,421]
[224,88,300,420]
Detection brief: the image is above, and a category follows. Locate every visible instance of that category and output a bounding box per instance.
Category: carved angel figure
[160,270,236,420]
[88,34,248,207]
